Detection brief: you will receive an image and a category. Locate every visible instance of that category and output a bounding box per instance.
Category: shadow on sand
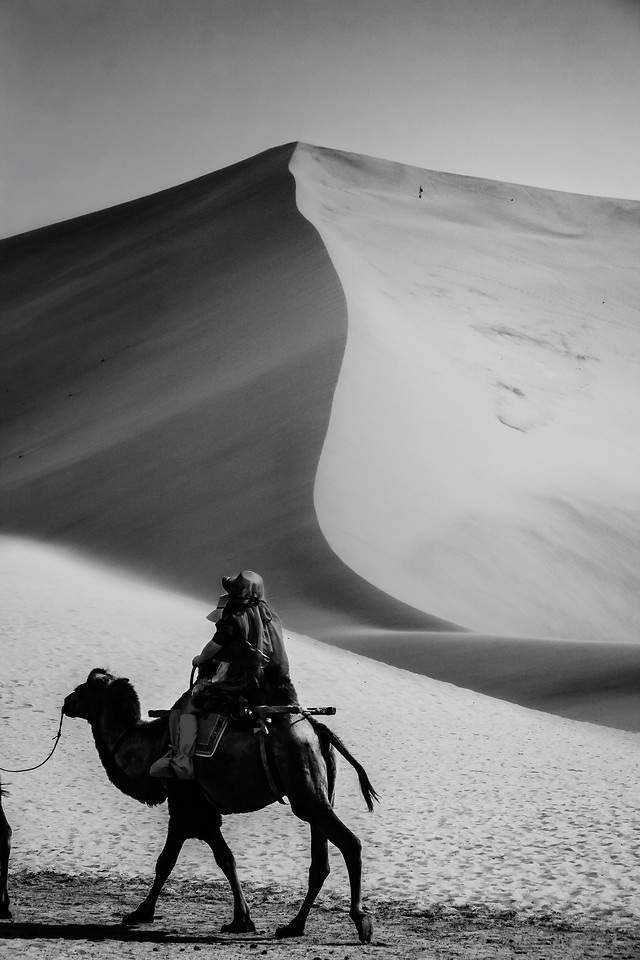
[0,921,271,943]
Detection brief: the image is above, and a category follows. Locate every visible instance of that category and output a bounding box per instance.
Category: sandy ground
[2,541,640,938]
[2,874,640,960]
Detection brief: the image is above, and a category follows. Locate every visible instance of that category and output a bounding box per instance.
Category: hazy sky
[3,0,640,237]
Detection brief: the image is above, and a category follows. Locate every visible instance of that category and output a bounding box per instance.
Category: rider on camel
[150,570,295,780]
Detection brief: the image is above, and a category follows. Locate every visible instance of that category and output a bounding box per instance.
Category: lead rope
[0,708,65,774]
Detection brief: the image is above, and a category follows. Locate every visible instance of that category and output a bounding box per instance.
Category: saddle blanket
[195,713,228,758]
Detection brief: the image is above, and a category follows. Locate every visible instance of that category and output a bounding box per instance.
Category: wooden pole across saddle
[147,705,337,719]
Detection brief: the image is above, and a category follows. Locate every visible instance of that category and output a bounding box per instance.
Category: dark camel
[0,779,11,919]
[62,668,378,942]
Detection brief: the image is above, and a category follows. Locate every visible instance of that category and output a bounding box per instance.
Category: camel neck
[91,714,168,807]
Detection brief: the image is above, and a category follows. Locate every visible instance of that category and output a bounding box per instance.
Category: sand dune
[2,539,640,924]
[0,142,452,640]
[327,631,640,730]
[1,142,640,730]
[294,144,640,644]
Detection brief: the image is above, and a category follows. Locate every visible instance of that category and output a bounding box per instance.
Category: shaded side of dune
[326,631,640,732]
[0,143,455,641]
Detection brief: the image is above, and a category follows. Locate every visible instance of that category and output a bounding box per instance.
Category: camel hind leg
[275,739,336,939]
[282,796,371,943]
[312,805,372,944]
[281,804,372,943]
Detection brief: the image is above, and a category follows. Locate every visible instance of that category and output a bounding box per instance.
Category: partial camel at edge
[62,668,378,943]
[0,779,11,920]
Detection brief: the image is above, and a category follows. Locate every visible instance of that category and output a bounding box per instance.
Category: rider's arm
[191,619,234,666]
[191,638,223,666]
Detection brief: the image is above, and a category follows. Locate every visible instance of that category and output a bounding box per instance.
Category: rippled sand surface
[2,538,639,924]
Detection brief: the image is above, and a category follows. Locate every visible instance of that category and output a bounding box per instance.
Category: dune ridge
[0,142,453,639]
[2,142,640,729]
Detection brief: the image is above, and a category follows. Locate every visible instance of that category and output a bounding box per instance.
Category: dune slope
[2,143,640,729]
[293,144,640,644]
[0,143,453,640]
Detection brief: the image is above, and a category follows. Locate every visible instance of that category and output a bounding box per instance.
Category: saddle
[194,712,228,758]
[191,678,254,717]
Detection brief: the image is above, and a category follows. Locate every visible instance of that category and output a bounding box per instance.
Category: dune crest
[0,143,454,639]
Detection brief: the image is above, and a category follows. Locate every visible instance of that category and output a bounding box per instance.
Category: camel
[62,668,378,942]
[0,779,11,919]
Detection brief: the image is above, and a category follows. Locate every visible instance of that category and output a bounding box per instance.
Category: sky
[2,0,640,238]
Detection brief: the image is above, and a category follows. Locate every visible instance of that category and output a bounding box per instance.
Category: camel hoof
[275,921,305,939]
[221,918,256,934]
[355,913,373,944]
[122,909,154,926]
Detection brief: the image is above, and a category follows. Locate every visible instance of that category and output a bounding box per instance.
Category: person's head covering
[206,571,268,622]
[205,593,231,623]
[222,570,265,602]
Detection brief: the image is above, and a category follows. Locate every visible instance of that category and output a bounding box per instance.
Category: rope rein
[0,709,65,774]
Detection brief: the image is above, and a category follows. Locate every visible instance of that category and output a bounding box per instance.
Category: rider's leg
[168,713,199,780]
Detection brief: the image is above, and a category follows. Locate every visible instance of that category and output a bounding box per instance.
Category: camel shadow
[0,921,271,943]
[0,921,376,947]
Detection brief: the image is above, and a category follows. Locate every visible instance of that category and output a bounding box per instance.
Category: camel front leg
[122,819,186,925]
[275,825,329,938]
[204,826,255,933]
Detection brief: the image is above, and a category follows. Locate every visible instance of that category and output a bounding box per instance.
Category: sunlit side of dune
[293,144,640,645]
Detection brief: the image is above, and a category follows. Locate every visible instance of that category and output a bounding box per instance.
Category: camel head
[63,669,168,808]
[63,668,141,727]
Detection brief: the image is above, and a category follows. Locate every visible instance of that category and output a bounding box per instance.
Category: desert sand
[1,538,639,926]
[1,143,640,954]
[1,143,640,731]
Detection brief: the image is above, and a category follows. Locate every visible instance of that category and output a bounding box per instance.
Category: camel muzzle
[62,693,81,718]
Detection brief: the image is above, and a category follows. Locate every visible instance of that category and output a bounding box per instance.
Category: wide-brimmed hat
[222,570,265,600]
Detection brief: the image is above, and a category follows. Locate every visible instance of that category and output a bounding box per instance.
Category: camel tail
[308,718,380,812]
